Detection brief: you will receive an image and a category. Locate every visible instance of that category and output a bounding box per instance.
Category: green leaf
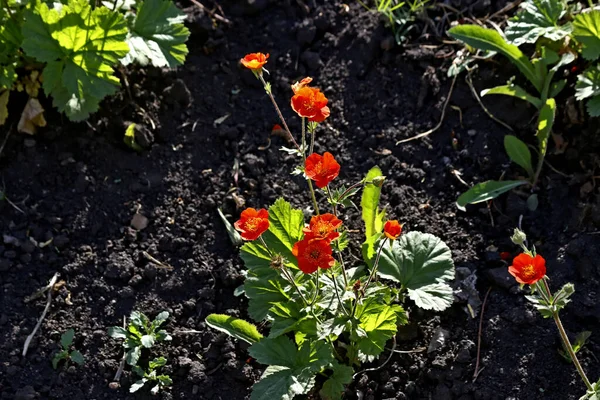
[250,366,315,400]
[504,135,534,177]
[361,166,385,240]
[126,346,141,366]
[448,25,542,91]
[108,326,128,339]
[456,180,529,211]
[536,98,556,161]
[377,231,455,311]
[575,65,600,101]
[52,350,69,369]
[573,10,600,61]
[22,0,130,121]
[61,329,75,349]
[121,0,189,68]
[244,266,292,321]
[354,300,406,356]
[155,329,172,342]
[218,207,243,247]
[586,95,600,117]
[149,357,167,370]
[130,311,150,328]
[320,363,354,400]
[549,79,567,98]
[580,378,600,400]
[205,314,264,344]
[152,311,169,330]
[141,334,155,348]
[505,0,571,46]
[268,302,316,339]
[70,350,85,365]
[249,336,299,367]
[481,85,543,109]
[124,123,144,152]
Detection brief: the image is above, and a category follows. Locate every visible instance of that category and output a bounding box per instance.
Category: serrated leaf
[70,350,85,365]
[505,0,571,46]
[102,0,135,11]
[504,135,534,177]
[354,300,405,356]
[573,10,600,61]
[244,266,292,321]
[456,180,529,210]
[205,314,264,344]
[141,334,155,348]
[251,366,315,400]
[268,302,316,339]
[575,65,600,101]
[61,329,75,349]
[320,363,354,400]
[121,0,189,68]
[22,0,130,121]
[481,85,542,109]
[361,166,385,240]
[377,232,455,311]
[448,25,542,91]
[586,95,600,117]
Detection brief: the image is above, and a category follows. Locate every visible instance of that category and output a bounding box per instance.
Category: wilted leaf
[18,98,46,135]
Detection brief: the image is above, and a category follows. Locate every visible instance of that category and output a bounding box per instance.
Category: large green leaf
[244,266,291,322]
[377,232,455,311]
[481,85,542,109]
[456,180,529,211]
[354,299,406,356]
[573,10,600,61]
[585,95,600,117]
[504,135,534,177]
[205,314,264,344]
[536,98,556,160]
[249,337,333,400]
[22,0,130,121]
[121,0,190,68]
[575,65,600,101]
[320,363,353,400]
[505,0,571,46]
[448,25,542,91]
[268,302,316,339]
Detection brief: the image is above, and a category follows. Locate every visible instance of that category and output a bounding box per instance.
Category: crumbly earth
[1,1,599,399]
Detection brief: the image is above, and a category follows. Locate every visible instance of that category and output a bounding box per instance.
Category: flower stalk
[258,74,300,151]
[302,117,320,215]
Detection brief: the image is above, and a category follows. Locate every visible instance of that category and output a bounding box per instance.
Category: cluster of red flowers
[292,213,341,274]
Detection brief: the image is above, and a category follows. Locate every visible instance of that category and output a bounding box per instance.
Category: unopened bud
[353,279,361,292]
[510,228,527,246]
[370,176,386,188]
[270,254,285,270]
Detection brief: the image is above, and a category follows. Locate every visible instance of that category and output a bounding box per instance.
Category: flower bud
[270,254,285,270]
[510,228,527,246]
[370,176,386,187]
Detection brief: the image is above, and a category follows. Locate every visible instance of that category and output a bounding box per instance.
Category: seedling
[52,329,84,369]
[108,311,171,366]
[130,357,172,395]
[359,0,430,44]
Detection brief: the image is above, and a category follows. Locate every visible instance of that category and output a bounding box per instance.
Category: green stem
[310,268,320,305]
[309,128,316,154]
[337,251,349,289]
[353,237,388,317]
[540,279,593,391]
[258,236,273,257]
[326,185,338,217]
[258,74,300,151]
[331,271,350,316]
[302,118,320,215]
[281,267,309,308]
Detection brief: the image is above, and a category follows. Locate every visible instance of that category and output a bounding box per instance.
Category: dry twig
[473,286,492,382]
[23,273,59,356]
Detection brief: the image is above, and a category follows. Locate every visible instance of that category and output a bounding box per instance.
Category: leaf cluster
[52,329,85,369]
[130,357,172,395]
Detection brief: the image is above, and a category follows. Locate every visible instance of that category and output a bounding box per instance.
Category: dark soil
[1,1,599,399]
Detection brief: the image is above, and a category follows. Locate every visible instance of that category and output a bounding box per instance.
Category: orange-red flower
[234,208,269,241]
[240,53,269,71]
[292,238,335,274]
[508,253,546,285]
[305,152,340,188]
[291,82,330,122]
[384,220,402,240]
[303,213,342,242]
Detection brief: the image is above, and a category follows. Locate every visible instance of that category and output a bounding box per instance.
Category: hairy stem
[281,267,309,308]
[302,118,320,215]
[258,74,300,151]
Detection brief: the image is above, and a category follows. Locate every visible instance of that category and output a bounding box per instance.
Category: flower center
[308,249,321,260]
[521,264,536,279]
[245,218,259,231]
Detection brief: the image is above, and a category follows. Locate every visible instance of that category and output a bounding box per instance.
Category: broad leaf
[504,135,534,177]
[61,329,75,349]
[244,266,292,321]
[586,95,600,117]
[205,314,264,344]
[575,65,600,101]
[536,98,556,160]
[354,300,406,356]
[152,311,169,330]
[141,334,155,348]
[250,366,315,400]
[573,10,600,61]
[126,346,141,366]
[149,357,167,369]
[505,0,571,46]
[108,326,127,339]
[22,0,130,121]
[377,231,455,311]
[448,25,542,91]
[456,180,529,210]
[121,0,190,68]
[70,350,85,365]
[320,363,354,400]
[268,302,316,339]
[481,85,542,109]
[361,166,386,240]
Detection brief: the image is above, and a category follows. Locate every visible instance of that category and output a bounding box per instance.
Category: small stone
[301,51,322,70]
[108,382,120,390]
[131,213,149,230]
[485,267,515,290]
[467,129,477,136]
[163,79,192,107]
[15,386,36,400]
[128,274,143,287]
[3,235,20,246]
[456,348,471,363]
[427,327,450,353]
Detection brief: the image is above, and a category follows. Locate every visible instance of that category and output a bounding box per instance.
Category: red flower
[292,238,335,274]
[234,208,269,241]
[240,53,269,71]
[305,152,340,188]
[384,220,402,240]
[291,83,330,123]
[508,253,546,285]
[303,213,342,242]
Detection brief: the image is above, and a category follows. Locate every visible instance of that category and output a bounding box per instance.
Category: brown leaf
[18,98,46,135]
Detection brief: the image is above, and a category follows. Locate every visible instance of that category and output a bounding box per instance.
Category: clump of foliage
[359,0,431,44]
[206,53,456,400]
[447,0,600,209]
[130,357,172,394]
[52,328,85,369]
[0,0,189,127]
[108,310,171,366]
[507,228,600,399]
